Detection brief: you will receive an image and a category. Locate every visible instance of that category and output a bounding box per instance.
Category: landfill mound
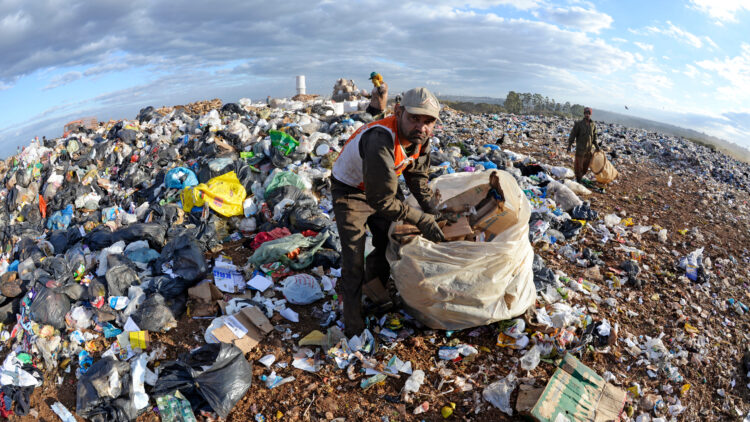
[0,92,749,422]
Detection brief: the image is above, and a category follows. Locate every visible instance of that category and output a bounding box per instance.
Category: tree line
[442,92,586,118]
[503,91,585,117]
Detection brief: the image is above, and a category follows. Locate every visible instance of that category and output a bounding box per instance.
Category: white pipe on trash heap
[296,75,306,95]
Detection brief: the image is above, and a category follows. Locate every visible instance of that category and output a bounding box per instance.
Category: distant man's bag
[589,150,618,184]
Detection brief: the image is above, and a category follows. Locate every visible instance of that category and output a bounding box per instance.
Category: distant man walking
[365,72,388,116]
[567,107,599,182]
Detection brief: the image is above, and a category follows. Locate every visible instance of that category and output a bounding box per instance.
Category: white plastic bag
[546,180,582,212]
[388,170,536,330]
[545,165,575,179]
[281,274,324,305]
[483,372,517,416]
[563,179,592,196]
[520,345,541,371]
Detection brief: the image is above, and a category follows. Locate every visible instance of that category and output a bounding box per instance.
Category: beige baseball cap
[401,87,441,121]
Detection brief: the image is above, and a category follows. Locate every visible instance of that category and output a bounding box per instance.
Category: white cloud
[533,6,613,33]
[1,0,640,150]
[44,71,83,90]
[456,0,542,10]
[688,0,750,24]
[684,64,700,78]
[633,41,653,51]
[645,21,705,48]
[703,36,719,50]
[611,37,627,43]
[696,43,750,104]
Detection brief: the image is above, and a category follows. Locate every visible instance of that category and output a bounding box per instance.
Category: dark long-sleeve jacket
[568,118,598,154]
[359,127,433,225]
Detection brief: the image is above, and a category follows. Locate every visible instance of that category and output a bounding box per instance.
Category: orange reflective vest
[332,115,422,190]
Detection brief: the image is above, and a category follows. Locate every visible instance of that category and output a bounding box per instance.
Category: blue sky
[1,0,749,156]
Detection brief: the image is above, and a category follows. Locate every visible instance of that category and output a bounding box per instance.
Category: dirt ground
[9,128,750,422]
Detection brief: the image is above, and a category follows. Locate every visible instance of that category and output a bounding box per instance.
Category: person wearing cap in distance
[332,87,444,336]
[567,106,600,182]
[365,72,388,117]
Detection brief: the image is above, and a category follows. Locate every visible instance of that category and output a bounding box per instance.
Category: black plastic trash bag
[532,254,556,291]
[114,223,166,249]
[143,275,194,299]
[559,219,583,239]
[85,227,117,251]
[105,262,140,297]
[131,293,178,332]
[49,230,70,255]
[312,249,341,269]
[154,235,207,283]
[152,343,252,418]
[39,255,71,281]
[221,103,244,115]
[571,201,598,221]
[0,297,21,324]
[265,185,310,209]
[289,204,332,232]
[76,356,140,422]
[29,286,71,329]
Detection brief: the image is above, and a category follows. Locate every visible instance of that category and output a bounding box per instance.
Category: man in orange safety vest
[331,87,444,336]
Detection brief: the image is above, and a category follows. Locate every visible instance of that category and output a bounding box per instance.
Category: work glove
[416,213,445,243]
[429,209,460,224]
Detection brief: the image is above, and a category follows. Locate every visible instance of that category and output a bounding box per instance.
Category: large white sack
[563,179,592,196]
[387,170,536,330]
[546,180,582,211]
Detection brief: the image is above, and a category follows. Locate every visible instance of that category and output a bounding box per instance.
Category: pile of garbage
[0,91,748,421]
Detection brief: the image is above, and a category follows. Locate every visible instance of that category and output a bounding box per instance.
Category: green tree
[504,91,522,114]
[570,104,585,117]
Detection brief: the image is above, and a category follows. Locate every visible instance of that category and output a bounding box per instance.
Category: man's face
[584,109,592,120]
[396,105,437,145]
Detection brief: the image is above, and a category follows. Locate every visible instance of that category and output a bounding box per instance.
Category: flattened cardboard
[529,353,626,422]
[439,184,491,213]
[188,282,225,317]
[472,201,517,241]
[212,306,273,354]
[188,282,224,303]
[442,216,474,241]
[516,387,544,413]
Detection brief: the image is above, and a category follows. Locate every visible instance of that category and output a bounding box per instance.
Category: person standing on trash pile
[332,87,444,336]
[365,72,388,117]
[567,106,600,182]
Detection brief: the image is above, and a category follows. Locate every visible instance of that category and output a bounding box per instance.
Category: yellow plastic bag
[181,171,247,217]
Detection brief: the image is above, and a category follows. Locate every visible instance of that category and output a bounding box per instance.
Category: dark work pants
[331,179,391,335]
[574,150,593,182]
[365,105,383,116]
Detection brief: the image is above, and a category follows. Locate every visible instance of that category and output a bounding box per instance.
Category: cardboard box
[529,353,626,422]
[441,216,474,241]
[212,306,273,354]
[439,184,491,213]
[471,200,517,241]
[188,282,226,317]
